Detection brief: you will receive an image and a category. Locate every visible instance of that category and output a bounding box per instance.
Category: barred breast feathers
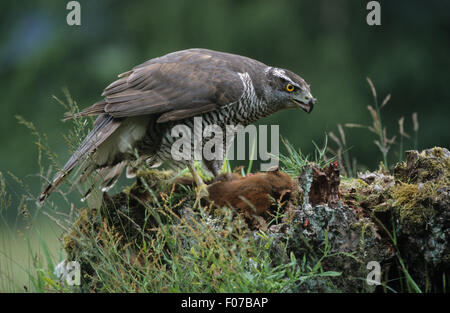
[219,72,264,125]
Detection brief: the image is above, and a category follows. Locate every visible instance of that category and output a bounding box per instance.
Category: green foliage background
[1,0,449,203]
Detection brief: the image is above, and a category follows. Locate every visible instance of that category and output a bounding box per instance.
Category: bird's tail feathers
[39,115,122,203]
[38,152,87,204]
[80,161,127,202]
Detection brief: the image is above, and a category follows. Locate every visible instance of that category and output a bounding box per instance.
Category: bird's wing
[70,50,245,123]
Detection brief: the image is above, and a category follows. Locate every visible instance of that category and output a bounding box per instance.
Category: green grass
[0,87,441,293]
[58,181,344,292]
[0,217,64,292]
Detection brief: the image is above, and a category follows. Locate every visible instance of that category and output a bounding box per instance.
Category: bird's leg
[188,163,209,205]
[204,159,233,183]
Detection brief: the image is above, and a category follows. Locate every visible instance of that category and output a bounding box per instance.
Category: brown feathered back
[64,48,266,122]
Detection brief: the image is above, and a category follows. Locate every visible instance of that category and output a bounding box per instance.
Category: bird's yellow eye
[286,83,295,92]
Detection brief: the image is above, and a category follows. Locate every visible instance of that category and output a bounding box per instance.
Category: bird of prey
[39,48,315,202]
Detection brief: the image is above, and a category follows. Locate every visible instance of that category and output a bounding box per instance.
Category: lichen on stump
[62,147,449,292]
[391,148,450,290]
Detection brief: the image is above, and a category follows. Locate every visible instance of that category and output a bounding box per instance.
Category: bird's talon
[194,183,209,207]
[197,184,209,198]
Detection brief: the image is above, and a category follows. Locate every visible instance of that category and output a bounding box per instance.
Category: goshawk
[39,48,315,202]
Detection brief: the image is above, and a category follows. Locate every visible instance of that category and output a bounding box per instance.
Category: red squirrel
[207,167,294,216]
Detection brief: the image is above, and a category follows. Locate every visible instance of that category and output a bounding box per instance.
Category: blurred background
[0,0,449,290]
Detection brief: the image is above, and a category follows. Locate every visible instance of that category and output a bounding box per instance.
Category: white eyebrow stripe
[266,66,298,86]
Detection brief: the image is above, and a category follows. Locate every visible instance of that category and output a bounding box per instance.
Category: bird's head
[264,67,315,113]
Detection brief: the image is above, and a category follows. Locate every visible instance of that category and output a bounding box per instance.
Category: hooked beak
[292,94,316,113]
